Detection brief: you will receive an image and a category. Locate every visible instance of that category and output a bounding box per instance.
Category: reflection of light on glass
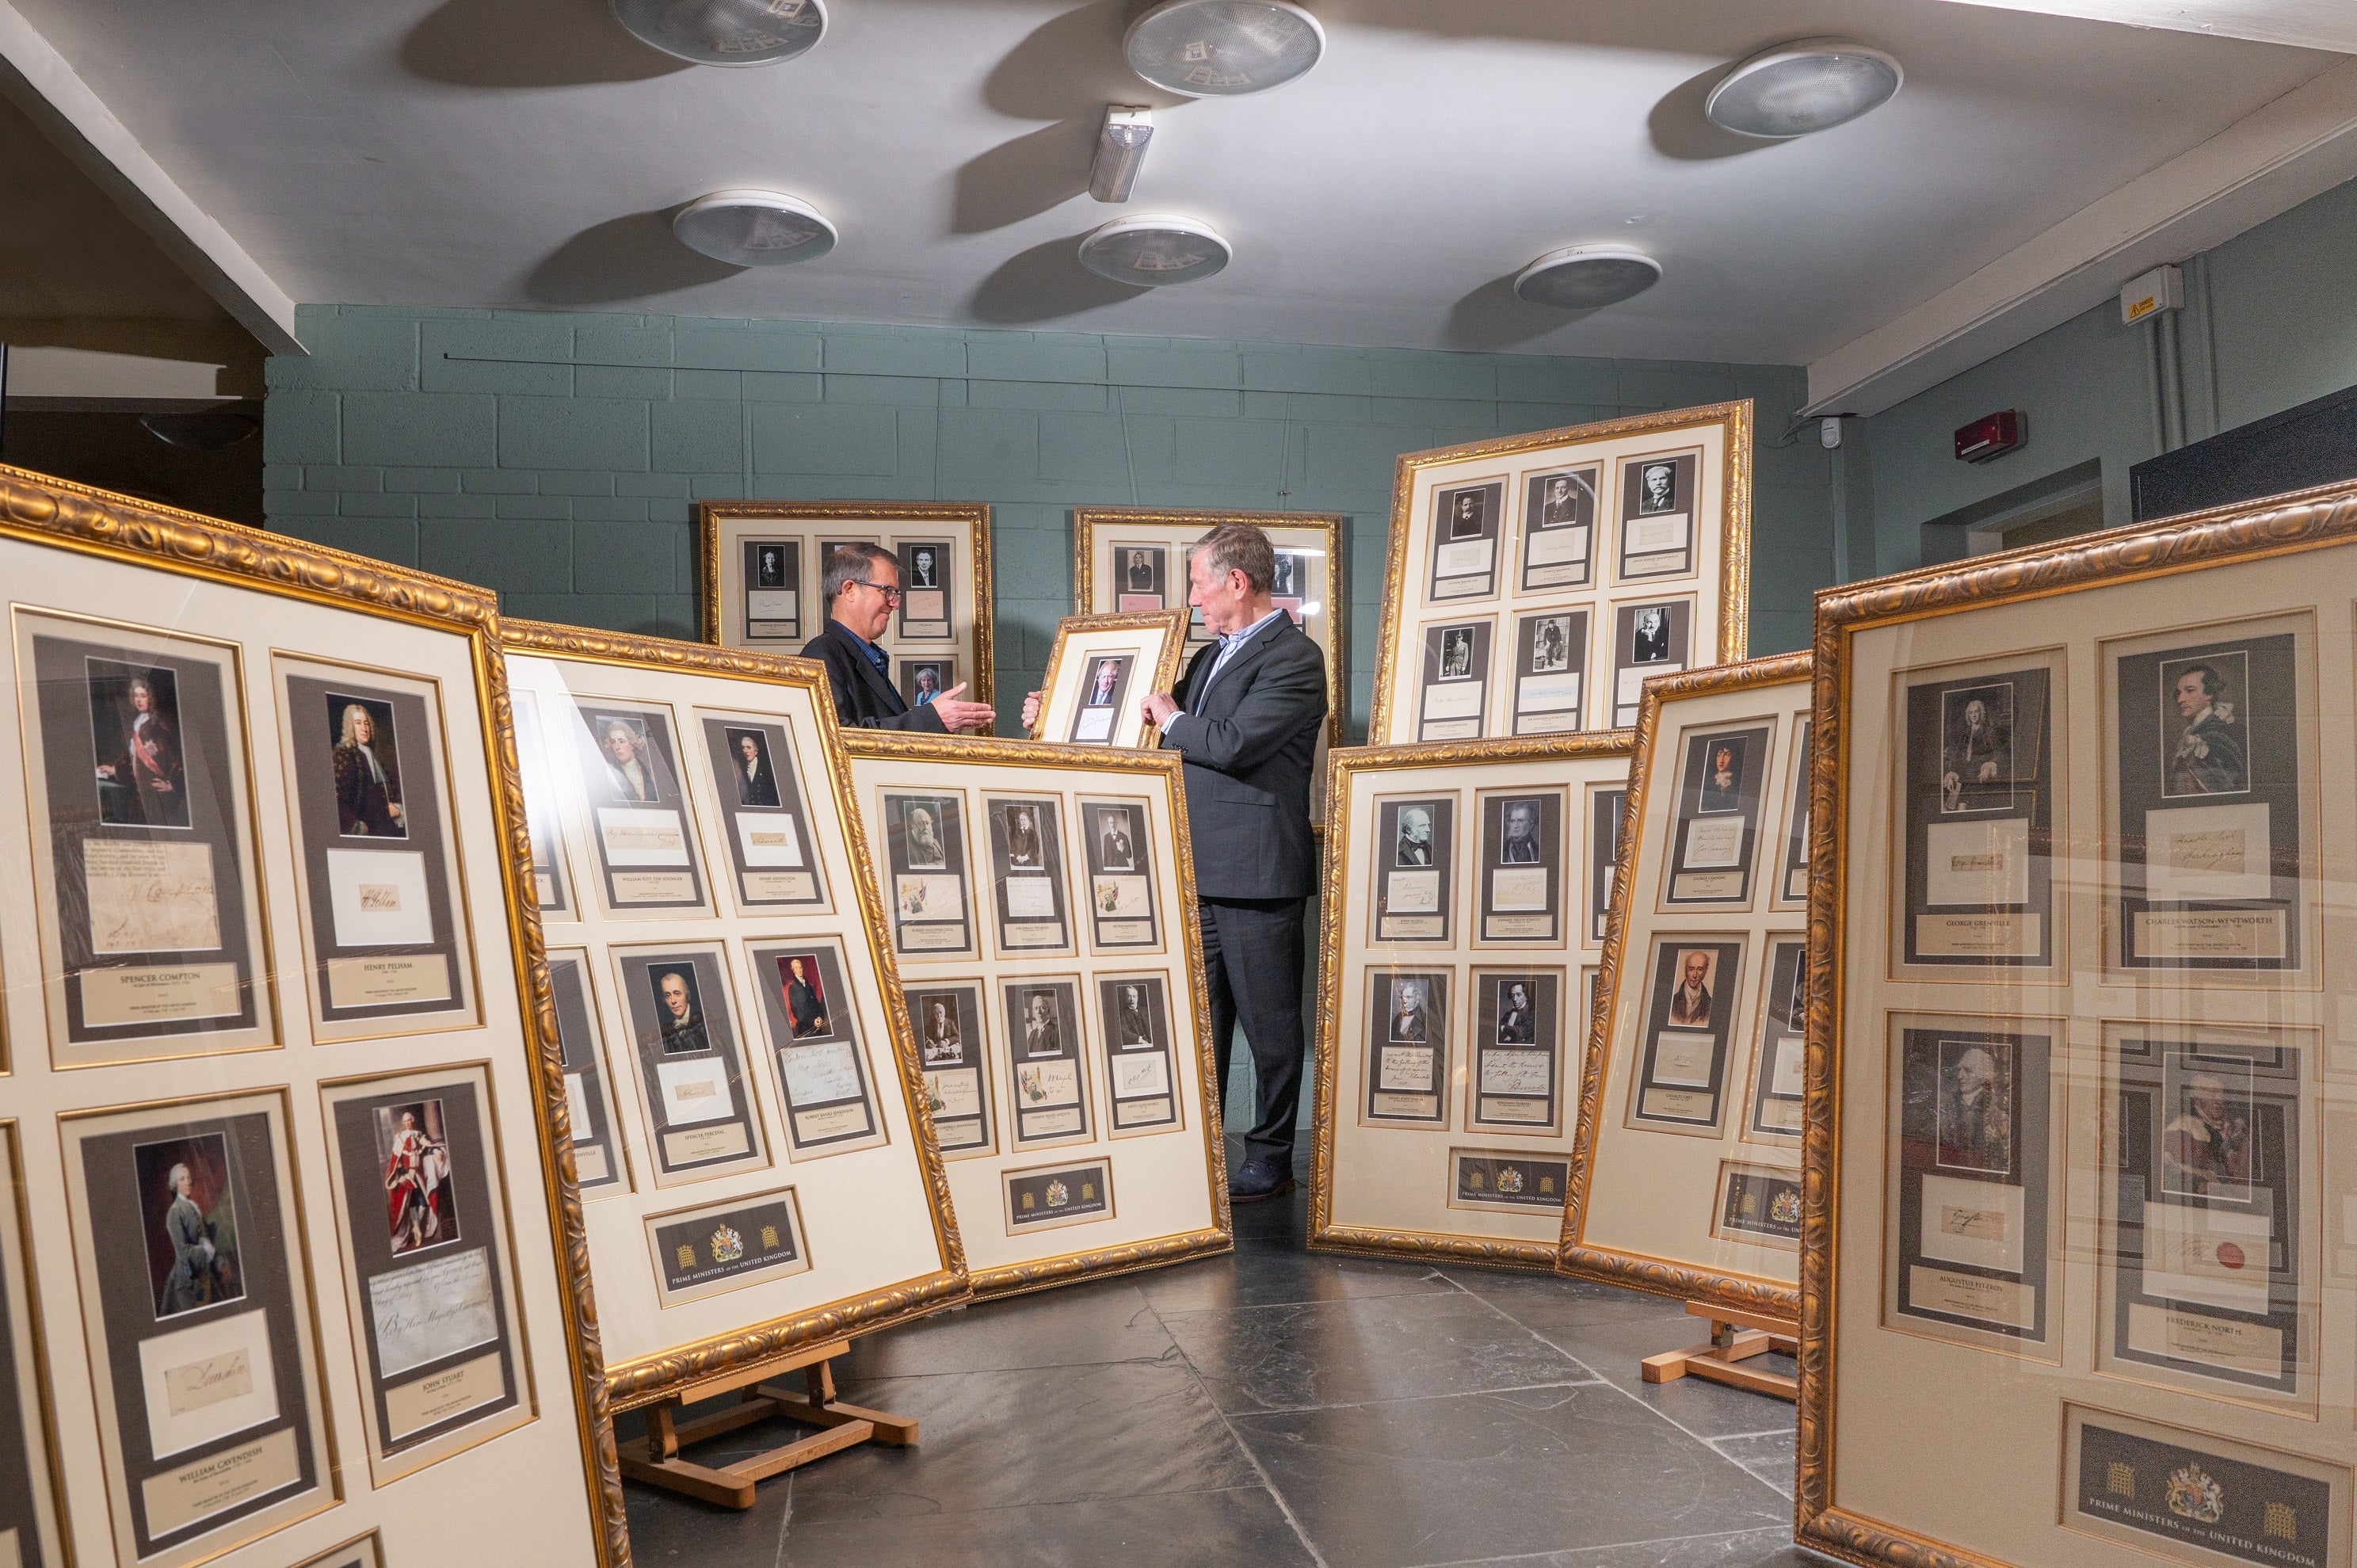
[1299,599,1322,616]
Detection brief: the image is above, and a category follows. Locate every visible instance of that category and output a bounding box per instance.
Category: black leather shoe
[1229,1158,1296,1204]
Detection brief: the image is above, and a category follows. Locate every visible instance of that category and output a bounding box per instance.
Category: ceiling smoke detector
[1704,38,1901,139]
[612,0,826,66]
[1513,245,1662,311]
[1123,1,1325,97]
[672,189,837,266]
[1077,215,1231,286]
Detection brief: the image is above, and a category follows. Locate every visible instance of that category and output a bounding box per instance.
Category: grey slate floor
[620,1151,1825,1567]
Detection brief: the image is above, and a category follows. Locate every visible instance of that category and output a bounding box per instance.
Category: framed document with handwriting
[502,622,967,1411]
[1032,609,1191,750]
[1801,479,2357,1568]
[0,467,624,1564]
[1311,734,1634,1269]
[700,501,995,715]
[1558,654,1811,1317]
[1369,405,1751,745]
[840,729,1228,1298]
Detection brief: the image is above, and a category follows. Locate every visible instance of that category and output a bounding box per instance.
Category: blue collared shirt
[838,623,890,680]
[1173,606,1288,719]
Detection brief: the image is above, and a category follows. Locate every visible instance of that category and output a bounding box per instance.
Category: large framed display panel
[1030,609,1190,750]
[837,727,1231,1298]
[1801,482,2357,1568]
[697,500,996,714]
[1367,402,1752,746]
[1558,654,1811,1317]
[1308,733,1634,1269]
[0,467,624,1566]
[1074,506,1346,749]
[500,622,968,1409]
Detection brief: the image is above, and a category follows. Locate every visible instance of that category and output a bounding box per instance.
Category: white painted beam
[1805,56,2357,417]
[1932,0,2357,55]
[0,0,301,357]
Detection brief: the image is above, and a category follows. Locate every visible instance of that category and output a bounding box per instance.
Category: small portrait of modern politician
[1020,521,1327,1204]
[801,542,995,734]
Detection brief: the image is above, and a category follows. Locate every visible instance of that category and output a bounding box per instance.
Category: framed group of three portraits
[499,624,967,1409]
[0,465,625,1566]
[1802,478,2357,1568]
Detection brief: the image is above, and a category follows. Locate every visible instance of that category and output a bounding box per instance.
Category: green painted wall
[263,306,1830,735]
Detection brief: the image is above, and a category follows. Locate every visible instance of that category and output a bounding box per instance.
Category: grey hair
[1192,522,1276,594]
[166,1162,190,1192]
[823,543,901,606]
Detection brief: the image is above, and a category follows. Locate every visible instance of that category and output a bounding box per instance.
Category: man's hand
[1142,692,1180,728]
[928,682,997,733]
[1021,689,1043,730]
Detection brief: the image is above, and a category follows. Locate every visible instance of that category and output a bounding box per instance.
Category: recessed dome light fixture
[673,190,837,266]
[1124,1,1324,97]
[612,0,826,66]
[1513,245,1662,311]
[1704,37,1901,139]
[1077,215,1231,286]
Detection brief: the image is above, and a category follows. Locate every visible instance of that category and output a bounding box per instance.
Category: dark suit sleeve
[868,701,948,734]
[1160,639,1326,776]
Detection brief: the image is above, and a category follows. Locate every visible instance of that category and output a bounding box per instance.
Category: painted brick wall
[265,304,1830,735]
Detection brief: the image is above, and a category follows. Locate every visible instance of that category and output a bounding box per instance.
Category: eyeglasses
[849,579,904,605]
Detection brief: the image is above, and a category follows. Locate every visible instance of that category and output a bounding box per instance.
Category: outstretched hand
[928,682,997,733]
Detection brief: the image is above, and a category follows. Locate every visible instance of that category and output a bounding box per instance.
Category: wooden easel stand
[1639,1301,1798,1402]
[618,1337,917,1509]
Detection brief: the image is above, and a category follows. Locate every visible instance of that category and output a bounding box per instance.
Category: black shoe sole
[1229,1177,1296,1204]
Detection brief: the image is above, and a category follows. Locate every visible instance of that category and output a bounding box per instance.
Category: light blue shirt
[1172,606,1288,720]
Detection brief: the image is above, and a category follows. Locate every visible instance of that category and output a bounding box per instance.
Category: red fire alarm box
[1955,410,2023,463]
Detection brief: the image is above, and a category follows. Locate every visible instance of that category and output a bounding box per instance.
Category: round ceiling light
[1704,38,1901,139]
[1124,1,1325,97]
[673,189,837,266]
[611,0,826,66]
[1513,245,1662,311]
[1077,215,1231,287]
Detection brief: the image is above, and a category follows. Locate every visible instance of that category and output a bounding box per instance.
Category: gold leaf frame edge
[1304,728,1635,1265]
[1028,607,1192,743]
[1072,505,1348,747]
[1366,400,1755,744]
[694,500,996,709]
[1795,477,2357,1566]
[836,725,1236,1293]
[0,466,632,1567]
[498,619,976,1409]
[1554,650,1812,1320]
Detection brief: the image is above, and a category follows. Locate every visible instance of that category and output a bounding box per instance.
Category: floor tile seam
[1219,1376,1611,1421]
[1706,1427,1801,1444]
[1146,1281,1458,1314]
[1405,1523,1797,1567]
[769,1471,795,1564]
[769,1483,1284,1534]
[839,1349,1192,1385]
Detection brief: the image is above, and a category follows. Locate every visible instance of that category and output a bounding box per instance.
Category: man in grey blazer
[1146,524,1328,1201]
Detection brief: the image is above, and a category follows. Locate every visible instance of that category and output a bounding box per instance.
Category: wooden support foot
[1638,1300,1798,1402]
[619,1341,918,1509]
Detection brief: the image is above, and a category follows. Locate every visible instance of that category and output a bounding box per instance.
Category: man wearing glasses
[803,544,995,733]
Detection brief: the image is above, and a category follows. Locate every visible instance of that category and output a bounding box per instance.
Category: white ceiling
[3,0,2344,369]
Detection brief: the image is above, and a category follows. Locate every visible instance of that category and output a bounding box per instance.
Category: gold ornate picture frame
[1801,479,2357,1568]
[501,621,969,1411]
[1557,653,1811,1319]
[1031,609,1190,749]
[1309,732,1634,1269]
[697,500,996,713]
[1074,506,1345,749]
[0,466,627,1566]
[1368,402,1752,746]
[837,727,1232,1298]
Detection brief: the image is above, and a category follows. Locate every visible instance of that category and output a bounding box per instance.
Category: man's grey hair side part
[823,542,902,605]
[1193,521,1276,594]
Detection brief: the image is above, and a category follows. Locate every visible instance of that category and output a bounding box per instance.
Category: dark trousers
[1198,896,1309,1171]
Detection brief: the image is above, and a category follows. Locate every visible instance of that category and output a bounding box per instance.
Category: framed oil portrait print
[1559,654,1810,1318]
[1801,479,2357,1568]
[501,622,967,1411]
[699,500,995,712]
[1032,609,1190,750]
[1370,403,1751,744]
[0,467,626,1563]
[840,728,1228,1298]
[1310,732,1634,1269]
[1074,507,1345,750]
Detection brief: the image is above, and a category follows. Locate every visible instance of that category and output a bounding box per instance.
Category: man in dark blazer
[801,543,994,734]
[1089,522,1327,1202]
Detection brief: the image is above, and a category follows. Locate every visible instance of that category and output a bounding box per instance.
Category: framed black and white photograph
[1617,449,1699,581]
[1476,787,1564,945]
[883,790,974,957]
[1511,609,1588,735]
[1097,974,1181,1135]
[1520,466,1598,590]
[546,951,629,1194]
[986,794,1071,956]
[569,697,711,915]
[1662,723,1772,907]
[1079,795,1161,952]
[612,945,766,1186]
[1901,664,2054,967]
[1116,544,1169,611]
[1609,598,1692,727]
[896,538,954,641]
[1774,717,1812,908]
[741,537,802,643]
[747,939,885,1160]
[1428,480,1505,602]
[1371,794,1455,944]
[1469,969,1562,1134]
[1742,937,1809,1144]
[1626,937,1743,1133]
[1588,784,1624,946]
[1363,970,1449,1125]
[1003,979,1090,1146]
[1418,620,1494,742]
[906,982,994,1158]
[700,713,829,911]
